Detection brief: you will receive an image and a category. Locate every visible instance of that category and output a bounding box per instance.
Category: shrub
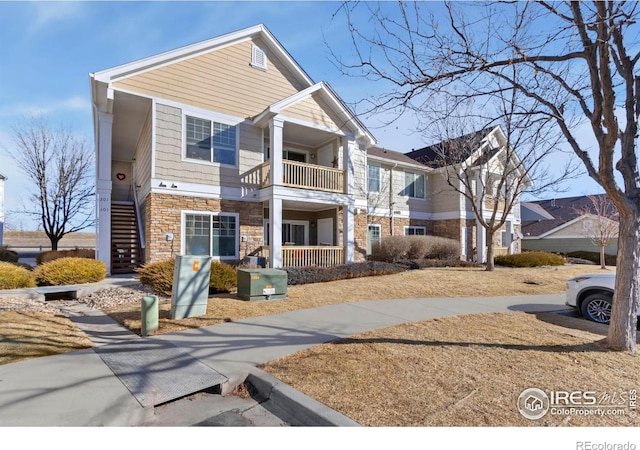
[0,246,19,264]
[371,235,461,262]
[0,261,36,289]
[210,261,237,293]
[494,251,566,268]
[566,251,617,266]
[371,236,411,262]
[137,258,175,296]
[406,236,429,260]
[137,258,237,296]
[285,261,408,285]
[34,257,107,286]
[423,236,461,260]
[36,248,95,265]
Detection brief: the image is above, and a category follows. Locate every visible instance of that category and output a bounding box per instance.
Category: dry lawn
[0,311,93,365]
[106,265,608,335]
[261,311,639,427]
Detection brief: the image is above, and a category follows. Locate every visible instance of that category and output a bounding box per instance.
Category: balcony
[259,160,345,193]
[258,245,345,268]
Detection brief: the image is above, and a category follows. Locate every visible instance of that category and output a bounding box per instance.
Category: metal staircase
[111,201,143,274]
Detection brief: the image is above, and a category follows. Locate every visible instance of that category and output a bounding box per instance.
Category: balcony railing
[259,160,345,193]
[259,245,344,268]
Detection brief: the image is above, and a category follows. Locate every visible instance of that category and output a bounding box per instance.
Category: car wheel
[580,293,613,324]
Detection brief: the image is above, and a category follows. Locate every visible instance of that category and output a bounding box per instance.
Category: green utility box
[237,268,287,301]
[170,255,212,319]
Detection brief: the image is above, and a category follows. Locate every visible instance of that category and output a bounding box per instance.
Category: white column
[475,169,486,264]
[476,220,486,264]
[505,220,514,254]
[269,118,284,187]
[343,203,355,263]
[96,111,113,275]
[268,197,282,268]
[342,136,354,195]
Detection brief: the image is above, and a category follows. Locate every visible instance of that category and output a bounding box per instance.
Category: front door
[317,218,333,245]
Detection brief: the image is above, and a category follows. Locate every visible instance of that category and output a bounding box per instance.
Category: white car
[566,273,616,324]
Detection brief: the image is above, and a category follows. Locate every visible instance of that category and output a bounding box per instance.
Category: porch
[259,159,345,193]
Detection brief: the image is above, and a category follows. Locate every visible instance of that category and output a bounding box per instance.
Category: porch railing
[260,245,344,268]
[258,160,345,193]
[282,246,344,268]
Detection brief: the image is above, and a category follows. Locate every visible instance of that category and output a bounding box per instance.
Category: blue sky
[0,1,602,230]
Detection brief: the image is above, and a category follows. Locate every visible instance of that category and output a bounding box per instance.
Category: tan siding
[282,95,341,130]
[429,172,461,213]
[549,218,594,238]
[154,104,262,186]
[113,39,306,118]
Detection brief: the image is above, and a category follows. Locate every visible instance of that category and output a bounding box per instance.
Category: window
[368,164,380,193]
[404,171,425,198]
[251,45,267,70]
[367,224,381,255]
[404,226,426,236]
[263,220,309,246]
[184,212,237,259]
[185,116,236,165]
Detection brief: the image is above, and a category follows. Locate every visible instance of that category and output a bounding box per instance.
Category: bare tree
[334,1,640,351]
[4,115,94,251]
[575,194,619,270]
[417,89,575,270]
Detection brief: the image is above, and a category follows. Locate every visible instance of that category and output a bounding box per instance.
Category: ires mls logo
[517,387,637,420]
[518,388,550,420]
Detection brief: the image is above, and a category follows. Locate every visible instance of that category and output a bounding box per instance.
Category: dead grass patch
[261,311,639,427]
[0,311,93,365]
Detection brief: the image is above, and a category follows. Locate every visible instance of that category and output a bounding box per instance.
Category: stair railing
[130,169,146,250]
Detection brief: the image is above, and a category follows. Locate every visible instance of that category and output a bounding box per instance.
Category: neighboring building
[0,173,5,247]
[521,195,619,254]
[90,24,528,275]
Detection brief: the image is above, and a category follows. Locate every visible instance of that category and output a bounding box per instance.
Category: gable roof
[405,127,495,168]
[521,194,617,237]
[252,82,376,143]
[92,24,314,88]
[367,146,430,170]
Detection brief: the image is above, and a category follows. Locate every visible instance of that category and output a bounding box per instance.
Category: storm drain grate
[94,338,227,408]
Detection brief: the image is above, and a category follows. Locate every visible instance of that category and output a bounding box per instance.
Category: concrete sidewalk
[0,290,569,426]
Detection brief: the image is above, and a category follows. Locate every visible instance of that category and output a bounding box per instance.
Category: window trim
[368,163,381,193]
[182,210,239,260]
[403,171,426,199]
[404,226,426,236]
[182,111,239,168]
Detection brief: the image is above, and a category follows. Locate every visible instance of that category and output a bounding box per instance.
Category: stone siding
[144,193,263,263]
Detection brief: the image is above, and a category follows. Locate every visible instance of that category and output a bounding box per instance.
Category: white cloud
[30,2,86,32]
[0,96,90,119]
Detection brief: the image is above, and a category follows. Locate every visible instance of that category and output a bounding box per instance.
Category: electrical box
[170,255,212,319]
[237,268,287,301]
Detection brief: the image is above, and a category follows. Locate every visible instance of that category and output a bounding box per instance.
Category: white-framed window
[183,211,238,259]
[403,171,425,198]
[404,226,426,236]
[367,224,381,255]
[251,45,267,70]
[368,164,380,193]
[184,115,237,166]
[263,219,309,246]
